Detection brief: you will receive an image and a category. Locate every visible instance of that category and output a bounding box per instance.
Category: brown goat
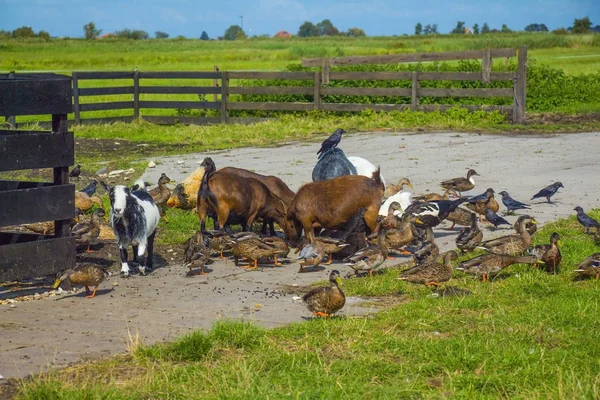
[219,167,295,205]
[197,171,287,233]
[284,168,384,243]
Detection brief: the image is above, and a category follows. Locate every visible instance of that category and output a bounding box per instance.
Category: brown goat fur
[197,171,286,232]
[219,167,295,205]
[285,169,384,243]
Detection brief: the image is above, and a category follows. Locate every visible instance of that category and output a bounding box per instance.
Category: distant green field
[1,33,599,75]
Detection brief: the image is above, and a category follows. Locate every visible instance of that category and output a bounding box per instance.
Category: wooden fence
[6,46,528,127]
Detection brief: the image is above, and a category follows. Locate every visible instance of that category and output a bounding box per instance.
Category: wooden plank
[72,73,81,124]
[143,116,222,125]
[227,86,313,95]
[4,71,16,128]
[139,101,221,110]
[0,78,72,116]
[513,46,527,124]
[221,71,229,123]
[302,48,517,67]
[0,182,75,227]
[79,101,133,111]
[0,132,74,171]
[329,71,413,81]
[75,116,134,125]
[0,234,75,282]
[139,86,221,95]
[320,87,412,96]
[314,71,321,110]
[328,71,514,81]
[418,88,513,97]
[227,102,313,111]
[411,71,419,110]
[321,103,412,112]
[75,71,133,79]
[227,71,314,80]
[53,113,71,238]
[138,71,220,79]
[133,68,140,120]
[78,86,134,96]
[417,104,513,113]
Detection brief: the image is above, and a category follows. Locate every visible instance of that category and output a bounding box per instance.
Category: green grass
[13,211,600,399]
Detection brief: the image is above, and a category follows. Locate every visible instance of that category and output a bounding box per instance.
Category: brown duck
[399,251,459,286]
[528,232,562,273]
[302,270,345,317]
[457,253,542,282]
[229,235,280,270]
[413,189,459,202]
[480,216,537,255]
[514,215,537,236]
[184,231,210,275]
[261,236,290,265]
[344,228,388,277]
[54,264,108,299]
[440,169,479,195]
[295,236,349,265]
[465,188,500,222]
[384,177,413,198]
[455,212,483,253]
[574,253,600,280]
[412,226,439,265]
[445,206,473,229]
[296,241,327,273]
[72,208,106,253]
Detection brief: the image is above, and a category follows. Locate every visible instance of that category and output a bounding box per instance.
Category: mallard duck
[413,189,459,202]
[297,242,327,273]
[384,177,413,198]
[23,221,55,235]
[456,212,483,253]
[445,206,473,229]
[531,182,564,203]
[75,191,104,212]
[375,215,416,256]
[344,229,388,277]
[528,232,562,273]
[54,264,108,298]
[480,216,537,255]
[261,236,290,265]
[184,231,211,275]
[72,208,106,253]
[574,253,600,280]
[399,251,459,286]
[302,270,345,317]
[204,230,233,259]
[456,253,542,282]
[296,236,349,265]
[440,169,479,195]
[229,235,280,270]
[149,173,172,206]
[514,215,537,236]
[381,202,403,229]
[412,226,439,265]
[465,188,500,222]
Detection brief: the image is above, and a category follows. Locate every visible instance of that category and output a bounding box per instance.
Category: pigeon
[574,206,600,234]
[531,182,563,203]
[80,179,98,197]
[69,164,81,178]
[498,191,530,214]
[484,209,510,229]
[316,128,345,157]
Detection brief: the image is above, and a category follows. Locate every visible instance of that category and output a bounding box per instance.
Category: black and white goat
[101,181,160,277]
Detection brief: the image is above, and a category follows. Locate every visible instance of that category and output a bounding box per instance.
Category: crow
[574,206,600,234]
[316,128,345,157]
[484,209,510,229]
[498,190,530,214]
[531,182,563,203]
[69,164,81,179]
[80,179,98,197]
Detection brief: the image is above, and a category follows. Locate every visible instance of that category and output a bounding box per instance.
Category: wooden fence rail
[6,47,527,127]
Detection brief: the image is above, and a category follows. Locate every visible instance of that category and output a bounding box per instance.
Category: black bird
[485,209,510,229]
[467,189,491,204]
[316,128,345,158]
[80,179,98,197]
[574,206,600,234]
[531,181,564,203]
[69,164,81,179]
[407,197,468,228]
[498,191,530,214]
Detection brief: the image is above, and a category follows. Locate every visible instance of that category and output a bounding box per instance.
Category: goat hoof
[120,271,130,278]
[138,266,147,275]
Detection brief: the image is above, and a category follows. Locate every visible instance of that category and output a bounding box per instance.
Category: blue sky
[0,0,598,38]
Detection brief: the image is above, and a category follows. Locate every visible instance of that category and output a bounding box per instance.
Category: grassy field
[10,211,600,399]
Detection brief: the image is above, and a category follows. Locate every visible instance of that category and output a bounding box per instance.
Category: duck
[383,177,413,198]
[297,242,327,273]
[456,212,483,253]
[148,173,172,206]
[514,215,537,236]
[261,236,290,265]
[183,231,211,275]
[295,236,349,265]
[374,214,416,256]
[465,188,500,222]
[72,208,106,253]
[399,251,459,286]
[445,206,473,229]
[381,201,403,229]
[574,206,600,234]
[456,253,542,282]
[75,191,104,213]
[574,253,600,280]
[379,192,413,217]
[54,263,108,299]
[204,230,233,259]
[413,189,459,202]
[480,216,537,255]
[440,169,479,195]
[412,226,439,265]
[344,228,388,277]
[528,232,562,274]
[302,270,345,317]
[531,181,564,204]
[229,235,280,270]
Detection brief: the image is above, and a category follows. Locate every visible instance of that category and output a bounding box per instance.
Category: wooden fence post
[313,71,321,110]
[72,72,81,125]
[321,58,330,85]
[52,112,70,238]
[482,48,491,83]
[133,68,140,120]
[513,46,527,124]
[411,71,419,111]
[213,65,219,103]
[220,71,229,123]
[4,71,16,128]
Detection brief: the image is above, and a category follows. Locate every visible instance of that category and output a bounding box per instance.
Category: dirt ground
[1,130,600,382]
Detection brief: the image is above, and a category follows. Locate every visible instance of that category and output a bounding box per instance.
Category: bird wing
[579,213,600,227]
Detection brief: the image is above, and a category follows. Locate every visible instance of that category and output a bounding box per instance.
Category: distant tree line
[296,20,365,37]
[0,26,50,40]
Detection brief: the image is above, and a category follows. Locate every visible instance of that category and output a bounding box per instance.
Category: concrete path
[1,131,599,380]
